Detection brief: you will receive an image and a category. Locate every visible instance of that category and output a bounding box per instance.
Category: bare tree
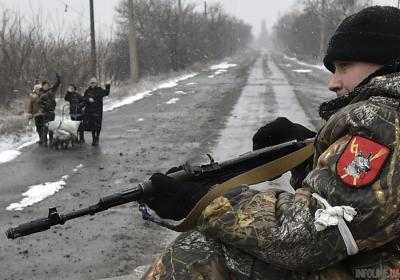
[272,0,369,59]
[111,0,252,79]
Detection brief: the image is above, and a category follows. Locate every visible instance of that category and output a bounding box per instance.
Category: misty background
[0,0,397,115]
[0,0,395,36]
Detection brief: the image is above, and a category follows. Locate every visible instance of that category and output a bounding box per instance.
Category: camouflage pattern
[144,73,400,279]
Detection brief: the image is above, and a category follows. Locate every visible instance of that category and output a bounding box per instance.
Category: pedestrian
[64,84,85,143]
[27,84,42,140]
[141,6,400,279]
[29,74,60,146]
[83,77,111,146]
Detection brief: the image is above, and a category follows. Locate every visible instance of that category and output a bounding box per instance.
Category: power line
[53,0,114,32]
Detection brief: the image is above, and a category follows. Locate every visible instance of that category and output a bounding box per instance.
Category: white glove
[89,98,94,103]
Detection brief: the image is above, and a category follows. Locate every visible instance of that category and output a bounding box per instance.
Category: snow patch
[104,73,198,112]
[158,73,198,89]
[6,163,84,211]
[215,69,228,75]
[6,179,67,211]
[292,69,313,73]
[166,98,179,104]
[208,62,235,78]
[210,62,237,70]
[72,164,84,173]
[0,150,21,164]
[175,91,187,95]
[104,90,152,112]
[138,118,144,122]
[186,82,197,85]
[0,133,39,165]
[284,55,328,72]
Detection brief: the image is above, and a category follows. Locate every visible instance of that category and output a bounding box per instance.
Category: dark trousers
[35,116,48,144]
[35,113,55,145]
[84,113,102,145]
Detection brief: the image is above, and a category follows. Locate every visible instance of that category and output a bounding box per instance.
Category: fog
[0,0,395,36]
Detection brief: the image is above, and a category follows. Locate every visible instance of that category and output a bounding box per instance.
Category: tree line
[0,0,252,106]
[110,0,252,80]
[272,0,369,60]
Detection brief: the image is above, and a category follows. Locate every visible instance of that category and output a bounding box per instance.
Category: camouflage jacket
[144,74,400,280]
[194,73,400,279]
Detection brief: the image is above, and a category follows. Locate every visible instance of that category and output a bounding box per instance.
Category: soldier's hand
[142,173,209,221]
[89,98,94,103]
[252,117,316,150]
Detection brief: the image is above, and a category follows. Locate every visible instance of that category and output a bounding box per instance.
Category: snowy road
[0,51,332,280]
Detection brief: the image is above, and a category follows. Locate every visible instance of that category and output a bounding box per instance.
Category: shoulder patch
[336,136,390,188]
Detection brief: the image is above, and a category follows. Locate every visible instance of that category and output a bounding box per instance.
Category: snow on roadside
[210,62,237,70]
[0,133,38,164]
[0,150,21,164]
[104,90,152,112]
[104,73,198,112]
[284,55,329,72]
[166,98,179,104]
[157,73,198,89]
[6,179,67,211]
[6,163,84,211]
[292,69,313,73]
[208,61,237,78]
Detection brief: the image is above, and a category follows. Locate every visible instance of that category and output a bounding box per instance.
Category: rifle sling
[172,142,314,232]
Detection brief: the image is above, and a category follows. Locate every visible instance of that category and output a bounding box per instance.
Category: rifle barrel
[6,139,313,239]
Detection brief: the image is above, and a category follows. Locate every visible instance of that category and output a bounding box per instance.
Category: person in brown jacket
[27,74,60,146]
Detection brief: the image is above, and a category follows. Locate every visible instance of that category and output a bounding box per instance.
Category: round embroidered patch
[336,136,390,187]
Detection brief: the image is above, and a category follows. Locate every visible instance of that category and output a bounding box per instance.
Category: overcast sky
[0,0,396,37]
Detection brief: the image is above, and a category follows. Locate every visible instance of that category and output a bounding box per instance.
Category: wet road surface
[0,51,332,280]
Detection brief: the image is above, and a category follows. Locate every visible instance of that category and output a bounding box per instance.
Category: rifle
[6,139,313,239]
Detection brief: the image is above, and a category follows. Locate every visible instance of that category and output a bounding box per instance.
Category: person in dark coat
[36,74,60,146]
[64,84,85,143]
[83,77,111,146]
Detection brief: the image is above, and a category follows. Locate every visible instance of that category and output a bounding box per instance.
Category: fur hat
[324,6,400,73]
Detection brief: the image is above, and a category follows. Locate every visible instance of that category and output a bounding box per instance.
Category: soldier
[83,77,111,146]
[64,84,85,143]
[142,6,400,279]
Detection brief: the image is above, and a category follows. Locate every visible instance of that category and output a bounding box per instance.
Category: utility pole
[319,0,326,58]
[89,0,97,78]
[204,1,207,18]
[176,0,183,70]
[128,0,140,82]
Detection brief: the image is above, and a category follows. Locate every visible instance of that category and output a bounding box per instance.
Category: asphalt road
[0,50,333,280]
